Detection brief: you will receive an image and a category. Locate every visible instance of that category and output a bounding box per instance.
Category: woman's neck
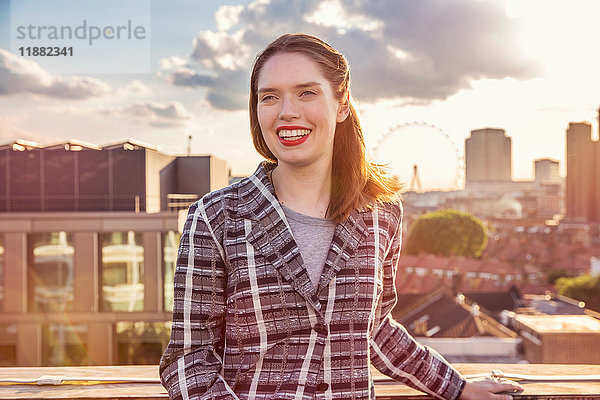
[271,161,332,219]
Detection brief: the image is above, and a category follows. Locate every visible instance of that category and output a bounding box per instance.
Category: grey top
[281,203,336,289]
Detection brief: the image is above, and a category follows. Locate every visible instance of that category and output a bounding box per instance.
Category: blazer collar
[236,161,277,220]
[237,162,370,317]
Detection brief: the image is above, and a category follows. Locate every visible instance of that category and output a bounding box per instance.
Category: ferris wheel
[371,122,465,191]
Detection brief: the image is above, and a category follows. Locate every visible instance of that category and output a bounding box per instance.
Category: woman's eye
[300,90,317,97]
[260,95,276,102]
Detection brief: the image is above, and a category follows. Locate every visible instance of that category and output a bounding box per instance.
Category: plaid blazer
[160,162,466,400]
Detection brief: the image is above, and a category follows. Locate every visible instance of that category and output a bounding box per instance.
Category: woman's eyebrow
[295,81,322,89]
[257,87,278,94]
[257,82,322,94]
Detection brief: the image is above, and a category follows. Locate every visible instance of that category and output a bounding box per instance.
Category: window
[0,150,6,212]
[42,323,88,366]
[163,231,181,312]
[111,148,145,211]
[9,148,41,211]
[116,321,171,365]
[0,324,16,366]
[28,232,74,312]
[0,235,3,311]
[100,232,144,311]
[44,148,76,211]
[78,149,109,211]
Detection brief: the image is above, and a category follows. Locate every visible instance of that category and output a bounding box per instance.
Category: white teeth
[278,129,311,139]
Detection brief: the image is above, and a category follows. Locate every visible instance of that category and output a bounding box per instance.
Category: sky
[1,0,599,190]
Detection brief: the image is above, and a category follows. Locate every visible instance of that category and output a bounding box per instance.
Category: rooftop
[515,314,600,334]
[394,285,518,339]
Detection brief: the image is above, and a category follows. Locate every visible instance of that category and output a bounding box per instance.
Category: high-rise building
[465,128,512,188]
[534,158,560,186]
[565,122,599,222]
[596,108,600,222]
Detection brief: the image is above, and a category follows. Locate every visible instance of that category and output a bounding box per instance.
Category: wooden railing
[1,364,599,399]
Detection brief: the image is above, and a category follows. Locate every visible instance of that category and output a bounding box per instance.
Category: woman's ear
[337,92,351,123]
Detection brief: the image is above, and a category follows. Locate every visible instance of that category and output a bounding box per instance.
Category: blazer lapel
[317,208,370,293]
[237,163,322,315]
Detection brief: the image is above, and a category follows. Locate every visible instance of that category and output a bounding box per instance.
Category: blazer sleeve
[159,199,239,400]
[369,203,466,400]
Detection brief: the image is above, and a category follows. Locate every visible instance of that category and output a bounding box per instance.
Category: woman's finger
[492,379,524,393]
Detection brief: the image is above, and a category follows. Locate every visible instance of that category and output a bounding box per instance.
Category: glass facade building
[0,212,180,366]
[42,323,89,366]
[0,234,3,311]
[100,232,145,312]
[163,231,180,312]
[27,232,75,312]
[0,138,231,366]
[116,321,171,365]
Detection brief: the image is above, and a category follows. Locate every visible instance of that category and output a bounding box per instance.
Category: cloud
[116,79,154,97]
[0,114,40,143]
[0,49,111,99]
[170,67,217,87]
[169,67,247,110]
[215,5,244,31]
[99,101,193,127]
[169,0,539,110]
[159,55,188,70]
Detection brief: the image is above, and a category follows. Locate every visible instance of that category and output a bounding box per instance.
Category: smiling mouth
[277,128,311,141]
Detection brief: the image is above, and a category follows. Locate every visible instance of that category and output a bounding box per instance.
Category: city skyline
[1,0,599,190]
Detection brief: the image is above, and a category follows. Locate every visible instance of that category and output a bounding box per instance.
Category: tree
[546,268,574,285]
[403,209,488,258]
[555,274,600,312]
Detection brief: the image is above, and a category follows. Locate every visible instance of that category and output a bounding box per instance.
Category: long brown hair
[249,33,402,222]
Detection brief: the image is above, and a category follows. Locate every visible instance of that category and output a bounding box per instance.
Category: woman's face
[256,52,349,170]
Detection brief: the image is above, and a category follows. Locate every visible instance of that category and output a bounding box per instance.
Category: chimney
[451,270,463,295]
[413,319,428,336]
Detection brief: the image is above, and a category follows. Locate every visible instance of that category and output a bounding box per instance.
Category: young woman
[160,33,522,400]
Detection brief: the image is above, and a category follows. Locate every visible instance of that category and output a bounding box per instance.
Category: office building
[534,158,560,187]
[0,211,182,366]
[465,128,512,188]
[0,138,231,366]
[566,122,599,222]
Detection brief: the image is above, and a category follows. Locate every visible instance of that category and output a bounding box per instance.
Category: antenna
[410,164,423,192]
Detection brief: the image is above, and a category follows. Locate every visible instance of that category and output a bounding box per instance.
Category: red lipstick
[276,126,311,147]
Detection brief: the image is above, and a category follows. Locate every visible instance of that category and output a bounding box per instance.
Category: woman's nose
[278,97,300,120]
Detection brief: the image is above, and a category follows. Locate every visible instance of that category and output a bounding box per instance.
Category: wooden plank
[0,366,166,399]
[374,364,600,399]
[1,364,600,399]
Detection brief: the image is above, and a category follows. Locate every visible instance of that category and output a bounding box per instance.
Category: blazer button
[313,323,328,335]
[316,382,329,392]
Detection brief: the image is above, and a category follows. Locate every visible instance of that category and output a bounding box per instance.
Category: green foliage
[555,274,600,312]
[403,209,488,258]
[546,268,574,285]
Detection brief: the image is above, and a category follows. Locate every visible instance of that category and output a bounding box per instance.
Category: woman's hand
[460,377,524,400]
